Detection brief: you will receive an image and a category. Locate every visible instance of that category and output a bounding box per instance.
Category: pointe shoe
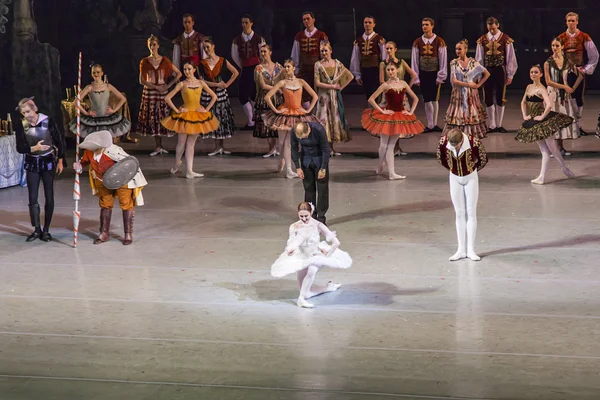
[208,148,223,156]
[449,251,467,261]
[297,296,314,308]
[186,171,204,179]
[170,161,182,174]
[375,167,383,175]
[326,281,342,292]
[563,168,576,179]
[159,148,169,155]
[531,177,545,185]
[149,148,162,157]
[286,168,299,179]
[389,173,406,180]
[467,252,481,261]
[395,150,408,156]
[263,149,277,158]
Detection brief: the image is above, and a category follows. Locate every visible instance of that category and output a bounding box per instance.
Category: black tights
[26,169,56,232]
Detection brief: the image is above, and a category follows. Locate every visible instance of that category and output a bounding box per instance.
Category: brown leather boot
[122,209,134,245]
[94,208,112,244]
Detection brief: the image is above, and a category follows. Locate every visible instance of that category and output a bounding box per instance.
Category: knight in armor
[231,14,266,130]
[14,98,66,242]
[73,131,147,246]
[172,13,206,70]
[411,18,448,132]
[350,15,387,102]
[290,11,329,109]
[476,17,518,133]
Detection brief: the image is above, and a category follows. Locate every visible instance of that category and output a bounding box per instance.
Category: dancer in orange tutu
[162,61,219,179]
[263,58,319,178]
[362,61,424,180]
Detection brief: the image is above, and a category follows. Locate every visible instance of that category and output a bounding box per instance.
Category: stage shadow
[0,210,103,243]
[332,170,383,184]
[203,169,283,181]
[480,234,600,257]
[219,196,290,217]
[217,279,441,306]
[328,200,450,226]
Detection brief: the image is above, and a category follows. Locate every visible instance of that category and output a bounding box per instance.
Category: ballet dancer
[437,128,488,261]
[271,202,352,308]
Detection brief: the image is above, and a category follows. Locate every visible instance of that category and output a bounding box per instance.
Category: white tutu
[270,222,352,278]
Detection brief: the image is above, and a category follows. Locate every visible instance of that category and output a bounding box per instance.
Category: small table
[0,135,26,189]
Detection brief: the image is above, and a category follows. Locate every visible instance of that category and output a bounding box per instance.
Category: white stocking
[184,134,199,174]
[298,265,319,308]
[377,135,390,174]
[544,137,575,178]
[385,135,403,179]
[449,173,467,261]
[432,101,440,127]
[495,105,506,128]
[174,133,187,167]
[487,106,496,129]
[242,102,254,126]
[533,140,551,184]
[424,102,434,129]
[464,174,480,260]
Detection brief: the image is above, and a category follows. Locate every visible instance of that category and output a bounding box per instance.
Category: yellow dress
[161,86,220,135]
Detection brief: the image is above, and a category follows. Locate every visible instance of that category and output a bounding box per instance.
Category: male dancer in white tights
[437,128,488,261]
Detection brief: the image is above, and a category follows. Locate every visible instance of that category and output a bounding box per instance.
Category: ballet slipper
[297,296,314,308]
[531,176,545,185]
[186,171,204,179]
[286,168,299,179]
[562,168,576,179]
[326,281,341,292]
[449,251,467,261]
[170,160,182,174]
[467,252,481,261]
[389,173,406,180]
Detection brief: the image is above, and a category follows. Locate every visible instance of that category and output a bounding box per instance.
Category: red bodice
[385,90,406,112]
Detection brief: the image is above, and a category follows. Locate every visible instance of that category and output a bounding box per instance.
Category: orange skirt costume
[361,89,425,137]
[262,86,320,131]
[161,86,220,135]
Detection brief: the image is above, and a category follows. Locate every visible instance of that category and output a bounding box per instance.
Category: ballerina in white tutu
[271,202,352,308]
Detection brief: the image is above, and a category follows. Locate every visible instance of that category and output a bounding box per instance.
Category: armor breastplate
[24,119,54,156]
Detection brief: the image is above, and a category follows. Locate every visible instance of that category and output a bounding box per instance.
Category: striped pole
[73,52,82,248]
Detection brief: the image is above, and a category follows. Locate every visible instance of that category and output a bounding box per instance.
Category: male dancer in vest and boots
[476,16,518,133]
[411,18,447,132]
[350,15,386,102]
[172,13,206,70]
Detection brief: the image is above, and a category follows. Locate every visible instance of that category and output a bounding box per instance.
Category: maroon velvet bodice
[385,90,406,112]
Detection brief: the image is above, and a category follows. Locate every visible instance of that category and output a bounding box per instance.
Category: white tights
[533,137,574,184]
[296,265,341,308]
[174,133,199,174]
[277,129,297,178]
[377,134,405,180]
[449,171,480,261]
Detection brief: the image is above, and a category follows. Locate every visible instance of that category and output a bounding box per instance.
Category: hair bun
[462,39,469,46]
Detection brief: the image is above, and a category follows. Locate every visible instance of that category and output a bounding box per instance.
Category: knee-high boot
[94,208,112,244]
[123,209,134,245]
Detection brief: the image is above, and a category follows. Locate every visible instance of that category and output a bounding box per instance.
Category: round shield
[103,156,140,190]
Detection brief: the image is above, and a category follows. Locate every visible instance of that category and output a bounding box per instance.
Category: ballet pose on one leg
[437,128,488,261]
[271,202,352,308]
[515,65,576,184]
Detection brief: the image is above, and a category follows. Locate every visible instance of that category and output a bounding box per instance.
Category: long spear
[73,52,82,248]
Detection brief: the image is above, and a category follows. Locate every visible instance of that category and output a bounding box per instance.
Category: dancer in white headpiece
[437,128,488,261]
[271,202,352,308]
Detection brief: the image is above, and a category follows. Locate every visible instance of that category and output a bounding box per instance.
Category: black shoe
[580,128,588,136]
[241,124,255,131]
[423,127,435,133]
[40,232,52,242]
[488,127,498,133]
[496,127,508,133]
[433,125,443,132]
[26,230,41,242]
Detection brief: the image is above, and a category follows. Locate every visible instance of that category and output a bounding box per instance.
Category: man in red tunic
[476,17,518,133]
[557,12,598,136]
[231,14,266,130]
[290,11,329,109]
[350,15,386,102]
[172,13,206,70]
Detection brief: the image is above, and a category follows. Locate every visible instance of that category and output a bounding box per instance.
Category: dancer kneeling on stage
[437,128,488,261]
[73,130,147,245]
[271,202,352,308]
[14,97,66,242]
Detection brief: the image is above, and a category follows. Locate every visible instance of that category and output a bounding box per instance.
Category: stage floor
[1,94,600,399]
